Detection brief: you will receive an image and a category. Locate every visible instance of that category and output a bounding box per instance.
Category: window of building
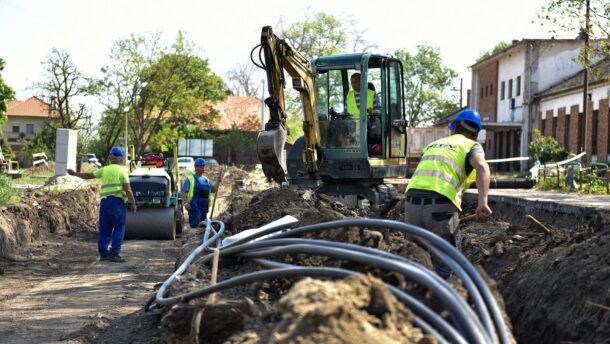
[516,76,521,97]
[578,112,585,152]
[26,124,34,135]
[508,79,513,98]
[485,86,488,97]
[552,116,557,139]
[490,84,493,95]
[481,87,484,98]
[12,124,19,133]
[541,119,546,136]
[500,81,505,100]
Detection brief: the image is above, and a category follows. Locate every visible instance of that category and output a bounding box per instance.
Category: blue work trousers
[98,196,127,257]
[188,198,209,228]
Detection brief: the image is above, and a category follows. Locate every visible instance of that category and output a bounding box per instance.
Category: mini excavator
[254,26,409,209]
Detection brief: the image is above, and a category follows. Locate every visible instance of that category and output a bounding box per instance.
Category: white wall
[55,128,78,176]
[534,42,586,92]
[540,83,610,118]
[497,47,525,123]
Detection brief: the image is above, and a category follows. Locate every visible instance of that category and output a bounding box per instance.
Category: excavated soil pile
[455,200,610,343]
[0,183,98,259]
[160,187,489,343]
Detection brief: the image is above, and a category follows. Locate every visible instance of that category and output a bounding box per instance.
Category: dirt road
[0,231,180,344]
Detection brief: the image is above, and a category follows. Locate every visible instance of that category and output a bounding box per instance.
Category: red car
[140,152,164,168]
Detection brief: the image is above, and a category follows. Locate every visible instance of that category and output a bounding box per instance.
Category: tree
[0,58,15,158]
[395,45,459,127]
[34,49,96,130]
[528,129,569,163]
[227,63,261,96]
[476,41,512,62]
[99,31,226,156]
[537,0,610,63]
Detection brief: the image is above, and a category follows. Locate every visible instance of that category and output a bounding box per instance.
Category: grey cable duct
[230,243,490,344]
[251,258,458,344]
[153,219,225,309]
[169,265,464,344]
[259,218,509,344]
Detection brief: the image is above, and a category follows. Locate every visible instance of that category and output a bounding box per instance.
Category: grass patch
[0,175,15,205]
[10,170,55,186]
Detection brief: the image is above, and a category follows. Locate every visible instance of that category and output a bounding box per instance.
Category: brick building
[537,58,610,162]
[470,39,586,169]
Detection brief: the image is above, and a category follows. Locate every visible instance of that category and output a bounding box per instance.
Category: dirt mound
[458,200,610,343]
[0,186,98,259]
[270,275,430,344]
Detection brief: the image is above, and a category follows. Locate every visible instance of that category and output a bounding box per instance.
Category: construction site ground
[0,165,608,343]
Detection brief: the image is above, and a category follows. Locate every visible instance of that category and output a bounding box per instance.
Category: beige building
[4,96,58,150]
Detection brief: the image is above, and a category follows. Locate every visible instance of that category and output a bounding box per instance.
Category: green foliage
[395,46,459,126]
[0,58,16,131]
[537,0,610,65]
[535,176,568,192]
[528,129,569,163]
[0,175,14,205]
[99,31,226,156]
[476,41,511,62]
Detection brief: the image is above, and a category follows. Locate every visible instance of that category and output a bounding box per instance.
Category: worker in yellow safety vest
[68,147,136,263]
[180,158,214,228]
[405,109,492,278]
[346,72,378,120]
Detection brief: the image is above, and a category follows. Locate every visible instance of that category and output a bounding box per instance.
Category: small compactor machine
[124,147,183,240]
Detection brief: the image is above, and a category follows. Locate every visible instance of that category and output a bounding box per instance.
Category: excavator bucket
[256,125,287,184]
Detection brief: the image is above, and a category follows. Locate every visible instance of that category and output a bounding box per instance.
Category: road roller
[124,167,183,240]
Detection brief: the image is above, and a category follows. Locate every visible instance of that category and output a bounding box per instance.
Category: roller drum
[125,207,175,240]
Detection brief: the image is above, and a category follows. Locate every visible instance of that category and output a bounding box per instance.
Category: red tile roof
[206,95,265,131]
[7,96,59,118]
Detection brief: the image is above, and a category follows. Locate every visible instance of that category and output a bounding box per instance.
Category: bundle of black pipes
[149,218,511,344]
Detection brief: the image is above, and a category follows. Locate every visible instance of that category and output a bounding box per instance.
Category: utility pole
[580,0,590,155]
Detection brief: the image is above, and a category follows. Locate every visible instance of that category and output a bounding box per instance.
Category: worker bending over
[68,147,136,263]
[405,109,492,278]
[181,158,214,228]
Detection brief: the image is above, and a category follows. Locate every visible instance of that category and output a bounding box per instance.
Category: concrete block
[55,128,78,176]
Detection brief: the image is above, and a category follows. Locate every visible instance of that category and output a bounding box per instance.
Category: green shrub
[528,129,569,163]
[0,175,14,205]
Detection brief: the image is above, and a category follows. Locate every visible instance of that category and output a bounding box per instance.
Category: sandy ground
[0,231,180,344]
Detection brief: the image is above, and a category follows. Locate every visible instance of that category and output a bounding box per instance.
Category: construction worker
[405,109,492,278]
[181,158,214,228]
[68,147,137,263]
[346,73,377,120]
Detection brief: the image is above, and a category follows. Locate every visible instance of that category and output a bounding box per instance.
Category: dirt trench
[163,182,609,344]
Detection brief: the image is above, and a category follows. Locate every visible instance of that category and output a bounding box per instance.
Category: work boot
[107,254,126,263]
[99,256,109,261]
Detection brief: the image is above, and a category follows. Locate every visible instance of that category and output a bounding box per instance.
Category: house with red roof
[3,96,59,150]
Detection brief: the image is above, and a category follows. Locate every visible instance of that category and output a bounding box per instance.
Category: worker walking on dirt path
[181,158,214,228]
[68,147,137,263]
[405,109,492,278]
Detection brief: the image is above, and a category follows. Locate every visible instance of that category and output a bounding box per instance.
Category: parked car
[141,152,164,168]
[177,157,195,172]
[86,153,101,167]
[205,158,219,166]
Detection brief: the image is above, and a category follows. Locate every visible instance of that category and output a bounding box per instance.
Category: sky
[0,0,571,103]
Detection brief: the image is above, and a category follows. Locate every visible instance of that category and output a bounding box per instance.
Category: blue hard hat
[449,109,482,133]
[195,158,206,166]
[110,147,124,157]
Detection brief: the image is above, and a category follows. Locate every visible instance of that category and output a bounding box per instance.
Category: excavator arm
[255,26,320,183]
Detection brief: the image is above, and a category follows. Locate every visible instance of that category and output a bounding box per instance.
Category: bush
[528,129,569,163]
[0,174,14,205]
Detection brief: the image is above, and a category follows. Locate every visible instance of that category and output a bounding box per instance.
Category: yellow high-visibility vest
[346,89,375,120]
[186,175,210,202]
[406,134,477,210]
[93,164,129,202]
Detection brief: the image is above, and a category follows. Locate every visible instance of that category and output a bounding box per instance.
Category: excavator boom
[255,26,320,183]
